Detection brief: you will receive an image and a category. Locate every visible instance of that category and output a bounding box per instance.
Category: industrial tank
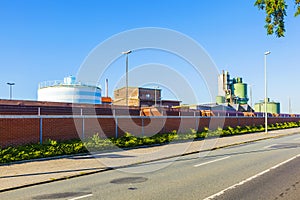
[267,102,280,114]
[254,98,280,114]
[216,96,225,104]
[38,76,101,104]
[233,82,248,104]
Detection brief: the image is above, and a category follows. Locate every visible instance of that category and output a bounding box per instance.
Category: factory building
[113,87,180,108]
[38,76,101,104]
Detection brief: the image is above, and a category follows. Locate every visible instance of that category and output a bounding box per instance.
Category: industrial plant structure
[215,70,280,114]
[36,72,281,115]
[38,76,101,104]
[216,70,249,105]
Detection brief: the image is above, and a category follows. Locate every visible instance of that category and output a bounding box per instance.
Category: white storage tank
[38,76,101,104]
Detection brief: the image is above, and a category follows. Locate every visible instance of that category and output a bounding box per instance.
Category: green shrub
[1,120,299,164]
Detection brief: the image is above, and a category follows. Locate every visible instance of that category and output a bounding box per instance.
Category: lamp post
[264,51,271,133]
[7,82,15,100]
[121,50,132,106]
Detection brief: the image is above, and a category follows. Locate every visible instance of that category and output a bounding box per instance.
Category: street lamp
[7,82,15,100]
[121,50,132,106]
[264,51,271,133]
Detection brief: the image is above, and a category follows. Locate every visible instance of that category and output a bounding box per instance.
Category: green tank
[254,103,261,112]
[267,102,280,114]
[216,96,225,104]
[233,83,248,104]
[254,100,280,114]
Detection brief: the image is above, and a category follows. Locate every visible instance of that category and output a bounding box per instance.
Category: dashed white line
[68,194,93,200]
[203,153,300,200]
[194,156,231,167]
[263,144,276,149]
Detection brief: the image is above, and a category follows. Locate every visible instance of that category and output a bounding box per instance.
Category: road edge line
[203,153,300,200]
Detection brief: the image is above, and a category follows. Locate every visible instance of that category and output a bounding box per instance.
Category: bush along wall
[1,121,300,164]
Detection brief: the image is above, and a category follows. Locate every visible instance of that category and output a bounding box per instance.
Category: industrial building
[38,76,101,104]
[36,71,280,115]
[215,70,280,114]
[113,87,180,108]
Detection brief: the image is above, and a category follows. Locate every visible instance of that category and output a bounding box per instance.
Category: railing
[1,114,300,148]
[38,80,101,89]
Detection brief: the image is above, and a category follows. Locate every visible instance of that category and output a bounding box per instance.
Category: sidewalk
[1,128,300,192]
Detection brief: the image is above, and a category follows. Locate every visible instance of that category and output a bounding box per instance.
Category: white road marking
[263,144,276,149]
[68,194,93,200]
[194,156,231,167]
[203,153,300,200]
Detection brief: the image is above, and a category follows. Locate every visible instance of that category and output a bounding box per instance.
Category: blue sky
[0,0,299,113]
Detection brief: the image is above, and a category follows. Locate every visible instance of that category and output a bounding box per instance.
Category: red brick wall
[0,118,40,147]
[1,116,300,148]
[42,118,81,142]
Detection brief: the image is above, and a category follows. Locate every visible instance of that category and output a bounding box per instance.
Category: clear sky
[0,0,299,113]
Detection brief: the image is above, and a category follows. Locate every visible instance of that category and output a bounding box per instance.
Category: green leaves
[0,139,88,164]
[295,0,300,16]
[255,0,291,37]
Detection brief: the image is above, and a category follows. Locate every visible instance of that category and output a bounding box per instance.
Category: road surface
[1,133,300,200]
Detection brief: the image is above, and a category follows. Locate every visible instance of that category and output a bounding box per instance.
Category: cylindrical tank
[216,96,225,104]
[254,103,262,112]
[254,101,280,114]
[267,102,280,114]
[38,77,101,104]
[233,83,248,104]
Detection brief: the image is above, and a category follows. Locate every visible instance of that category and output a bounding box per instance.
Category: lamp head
[122,50,132,55]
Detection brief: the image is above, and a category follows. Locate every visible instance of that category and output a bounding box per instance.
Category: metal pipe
[105,78,108,97]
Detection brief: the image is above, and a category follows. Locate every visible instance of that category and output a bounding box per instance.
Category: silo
[38,76,101,104]
[267,102,280,114]
[233,82,248,104]
[254,99,280,114]
[254,103,262,112]
[216,96,225,104]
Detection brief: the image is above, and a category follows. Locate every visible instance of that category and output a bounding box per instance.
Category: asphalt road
[213,156,300,200]
[1,133,300,200]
